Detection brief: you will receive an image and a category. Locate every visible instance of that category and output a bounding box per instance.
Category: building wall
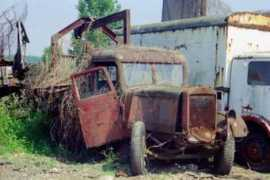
[162,0,231,21]
[162,0,206,21]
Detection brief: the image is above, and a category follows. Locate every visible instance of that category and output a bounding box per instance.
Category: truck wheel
[241,133,270,172]
[130,121,147,175]
[214,133,235,175]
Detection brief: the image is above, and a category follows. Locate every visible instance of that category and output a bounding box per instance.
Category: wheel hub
[246,142,263,163]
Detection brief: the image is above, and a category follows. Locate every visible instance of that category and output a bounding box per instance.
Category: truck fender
[242,114,270,138]
[227,110,249,138]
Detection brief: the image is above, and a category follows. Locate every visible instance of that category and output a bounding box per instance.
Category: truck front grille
[189,95,216,143]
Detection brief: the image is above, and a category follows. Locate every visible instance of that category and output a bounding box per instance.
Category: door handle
[242,105,253,114]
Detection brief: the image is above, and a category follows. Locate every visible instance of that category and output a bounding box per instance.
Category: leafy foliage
[78,0,121,17]
[0,95,54,155]
[41,47,52,63]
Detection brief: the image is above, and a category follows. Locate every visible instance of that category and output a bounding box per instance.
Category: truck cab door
[71,67,127,148]
[229,59,270,119]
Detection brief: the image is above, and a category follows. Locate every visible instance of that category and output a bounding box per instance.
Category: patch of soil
[0,154,269,180]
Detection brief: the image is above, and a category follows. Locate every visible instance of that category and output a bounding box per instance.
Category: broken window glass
[123,63,183,87]
[123,63,153,87]
[76,69,111,99]
[248,61,270,86]
[155,64,183,86]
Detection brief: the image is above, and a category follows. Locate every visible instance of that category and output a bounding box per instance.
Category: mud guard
[227,110,248,138]
[242,114,270,138]
[228,116,249,138]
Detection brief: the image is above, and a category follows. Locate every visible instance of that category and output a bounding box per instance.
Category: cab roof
[91,46,186,64]
[235,51,270,59]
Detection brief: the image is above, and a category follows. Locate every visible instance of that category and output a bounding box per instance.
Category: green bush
[0,95,54,155]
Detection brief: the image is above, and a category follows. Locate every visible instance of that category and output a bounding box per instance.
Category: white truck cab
[228,53,270,171]
[230,53,270,119]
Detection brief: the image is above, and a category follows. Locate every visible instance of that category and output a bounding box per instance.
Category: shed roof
[91,46,186,64]
[132,12,270,34]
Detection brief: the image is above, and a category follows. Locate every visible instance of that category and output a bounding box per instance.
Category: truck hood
[125,85,181,134]
[127,85,181,98]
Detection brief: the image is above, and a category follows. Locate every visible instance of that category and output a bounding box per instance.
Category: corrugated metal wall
[131,26,226,87]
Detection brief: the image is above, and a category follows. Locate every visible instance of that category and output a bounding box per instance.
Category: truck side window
[106,65,117,86]
[93,63,118,87]
[76,69,111,99]
[248,61,270,86]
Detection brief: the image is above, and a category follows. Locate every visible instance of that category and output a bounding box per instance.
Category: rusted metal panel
[228,12,270,32]
[91,46,187,65]
[127,93,179,134]
[228,116,248,138]
[51,10,131,67]
[189,95,216,142]
[181,86,217,143]
[71,67,128,148]
[77,92,127,148]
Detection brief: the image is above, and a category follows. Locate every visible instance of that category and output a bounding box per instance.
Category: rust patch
[91,46,187,65]
[227,12,270,31]
[181,86,217,143]
[228,116,248,138]
[127,92,179,134]
[71,67,128,148]
[189,95,216,143]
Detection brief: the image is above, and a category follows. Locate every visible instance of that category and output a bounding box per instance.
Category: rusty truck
[71,46,240,175]
[44,10,247,176]
[130,12,270,171]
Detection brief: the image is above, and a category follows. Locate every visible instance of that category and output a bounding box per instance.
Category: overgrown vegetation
[0,0,124,167]
[0,95,55,155]
[0,94,122,165]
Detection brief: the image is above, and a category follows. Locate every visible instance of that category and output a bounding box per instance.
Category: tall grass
[0,95,54,155]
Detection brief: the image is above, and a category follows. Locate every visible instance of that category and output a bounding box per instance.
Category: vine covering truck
[130,12,270,171]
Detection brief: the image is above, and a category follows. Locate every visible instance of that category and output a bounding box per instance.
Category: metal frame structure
[51,10,131,66]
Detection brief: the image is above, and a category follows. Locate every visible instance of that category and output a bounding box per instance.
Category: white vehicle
[130,12,270,171]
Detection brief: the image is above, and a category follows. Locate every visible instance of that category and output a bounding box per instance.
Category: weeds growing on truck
[70,46,245,176]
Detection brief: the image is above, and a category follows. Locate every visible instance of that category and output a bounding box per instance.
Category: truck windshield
[248,61,270,86]
[123,63,183,87]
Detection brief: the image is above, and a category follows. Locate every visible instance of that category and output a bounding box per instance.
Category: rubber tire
[130,121,147,175]
[214,133,235,175]
[240,133,270,172]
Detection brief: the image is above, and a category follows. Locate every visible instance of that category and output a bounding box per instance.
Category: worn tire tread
[215,134,235,175]
[242,133,270,172]
[130,121,147,175]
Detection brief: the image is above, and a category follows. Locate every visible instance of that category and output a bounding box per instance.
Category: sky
[1,0,270,56]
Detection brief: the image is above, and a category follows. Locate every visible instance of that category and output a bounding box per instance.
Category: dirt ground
[0,153,270,180]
